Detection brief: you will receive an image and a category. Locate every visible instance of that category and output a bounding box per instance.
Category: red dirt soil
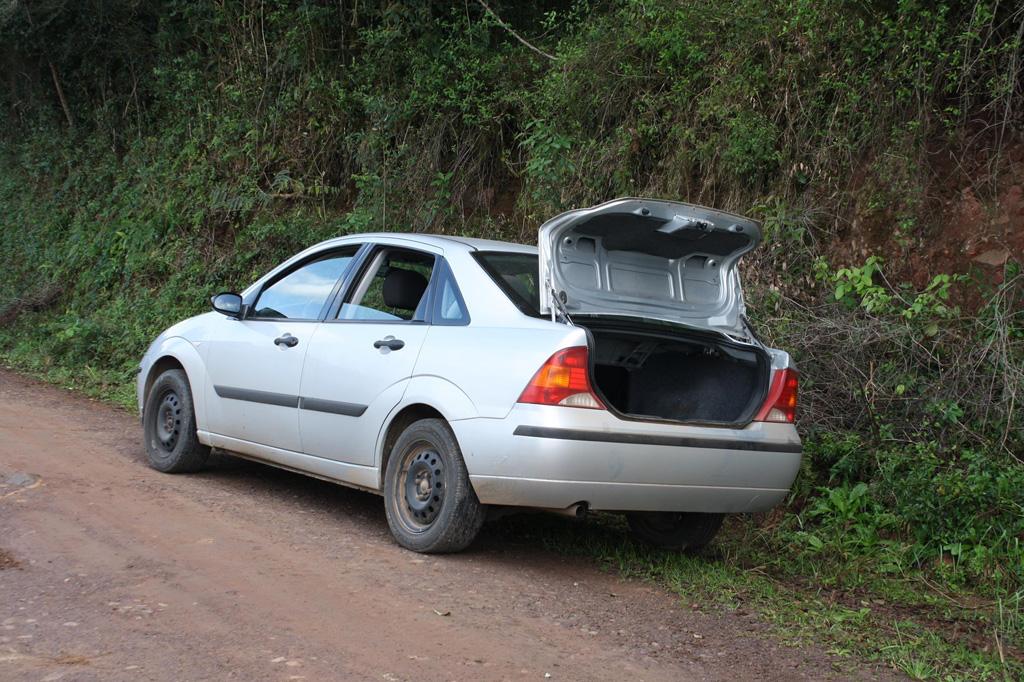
[830,140,1024,296]
[0,369,902,681]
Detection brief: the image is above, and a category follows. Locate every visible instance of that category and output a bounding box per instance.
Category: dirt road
[0,369,893,681]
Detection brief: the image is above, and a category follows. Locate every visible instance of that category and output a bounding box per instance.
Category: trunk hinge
[548,284,575,326]
[739,314,762,346]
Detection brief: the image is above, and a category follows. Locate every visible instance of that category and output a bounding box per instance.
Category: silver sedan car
[137,198,801,553]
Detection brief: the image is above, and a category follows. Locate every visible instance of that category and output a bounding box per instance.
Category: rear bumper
[452,404,802,513]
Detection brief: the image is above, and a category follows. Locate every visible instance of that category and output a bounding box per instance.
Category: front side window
[251,248,358,320]
[339,248,435,321]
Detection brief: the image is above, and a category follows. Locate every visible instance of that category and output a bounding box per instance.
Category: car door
[203,247,360,452]
[298,245,443,466]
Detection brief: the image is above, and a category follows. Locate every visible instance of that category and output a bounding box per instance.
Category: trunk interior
[582,319,771,426]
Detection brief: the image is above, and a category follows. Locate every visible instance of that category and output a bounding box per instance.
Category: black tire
[626,512,725,552]
[383,418,485,553]
[142,369,210,473]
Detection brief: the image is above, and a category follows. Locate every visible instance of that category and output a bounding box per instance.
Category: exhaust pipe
[485,502,590,522]
[548,502,588,519]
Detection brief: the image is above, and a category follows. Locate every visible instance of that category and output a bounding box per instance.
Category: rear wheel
[383,418,485,553]
[626,511,724,552]
[142,369,209,473]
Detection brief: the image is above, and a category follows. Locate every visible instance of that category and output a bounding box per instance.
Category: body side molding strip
[214,385,298,408]
[513,425,802,453]
[213,385,367,417]
[298,396,368,417]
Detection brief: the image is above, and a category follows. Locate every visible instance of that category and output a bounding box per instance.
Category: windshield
[473,251,542,318]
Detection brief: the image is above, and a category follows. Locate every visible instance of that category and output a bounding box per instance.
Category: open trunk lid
[539,198,761,336]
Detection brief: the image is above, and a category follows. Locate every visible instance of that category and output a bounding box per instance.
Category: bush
[1,0,1022,615]
[883,446,1024,586]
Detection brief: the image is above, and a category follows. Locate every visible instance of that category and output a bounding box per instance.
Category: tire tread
[383,418,484,553]
[626,511,725,552]
[142,369,209,473]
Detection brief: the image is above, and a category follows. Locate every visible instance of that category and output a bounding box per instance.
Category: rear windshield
[473,251,543,318]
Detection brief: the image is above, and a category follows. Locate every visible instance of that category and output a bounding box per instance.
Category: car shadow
[191,451,656,564]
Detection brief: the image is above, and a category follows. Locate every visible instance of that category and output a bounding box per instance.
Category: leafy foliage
[1,1,1023,676]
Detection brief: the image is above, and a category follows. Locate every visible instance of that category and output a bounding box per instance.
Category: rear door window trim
[323,244,442,325]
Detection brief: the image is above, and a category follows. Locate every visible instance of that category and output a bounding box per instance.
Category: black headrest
[382,268,428,310]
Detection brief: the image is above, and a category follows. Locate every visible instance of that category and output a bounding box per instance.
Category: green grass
[0,335,137,409]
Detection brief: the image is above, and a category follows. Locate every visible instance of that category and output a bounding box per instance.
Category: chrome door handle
[274,334,299,348]
[373,336,405,351]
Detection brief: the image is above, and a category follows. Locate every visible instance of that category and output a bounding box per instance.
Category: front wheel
[626,511,725,552]
[142,369,209,473]
[383,418,485,553]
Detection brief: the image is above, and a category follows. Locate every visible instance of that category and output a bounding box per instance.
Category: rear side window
[432,262,470,325]
[474,251,542,318]
[339,248,435,321]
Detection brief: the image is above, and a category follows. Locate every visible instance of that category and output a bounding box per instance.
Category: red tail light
[518,346,605,410]
[755,369,798,423]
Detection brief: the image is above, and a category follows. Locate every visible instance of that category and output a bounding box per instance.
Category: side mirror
[211,292,244,318]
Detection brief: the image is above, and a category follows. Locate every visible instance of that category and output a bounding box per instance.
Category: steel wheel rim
[394,443,445,533]
[154,389,182,452]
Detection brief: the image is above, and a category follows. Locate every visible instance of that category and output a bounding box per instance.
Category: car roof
[312,232,538,255]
